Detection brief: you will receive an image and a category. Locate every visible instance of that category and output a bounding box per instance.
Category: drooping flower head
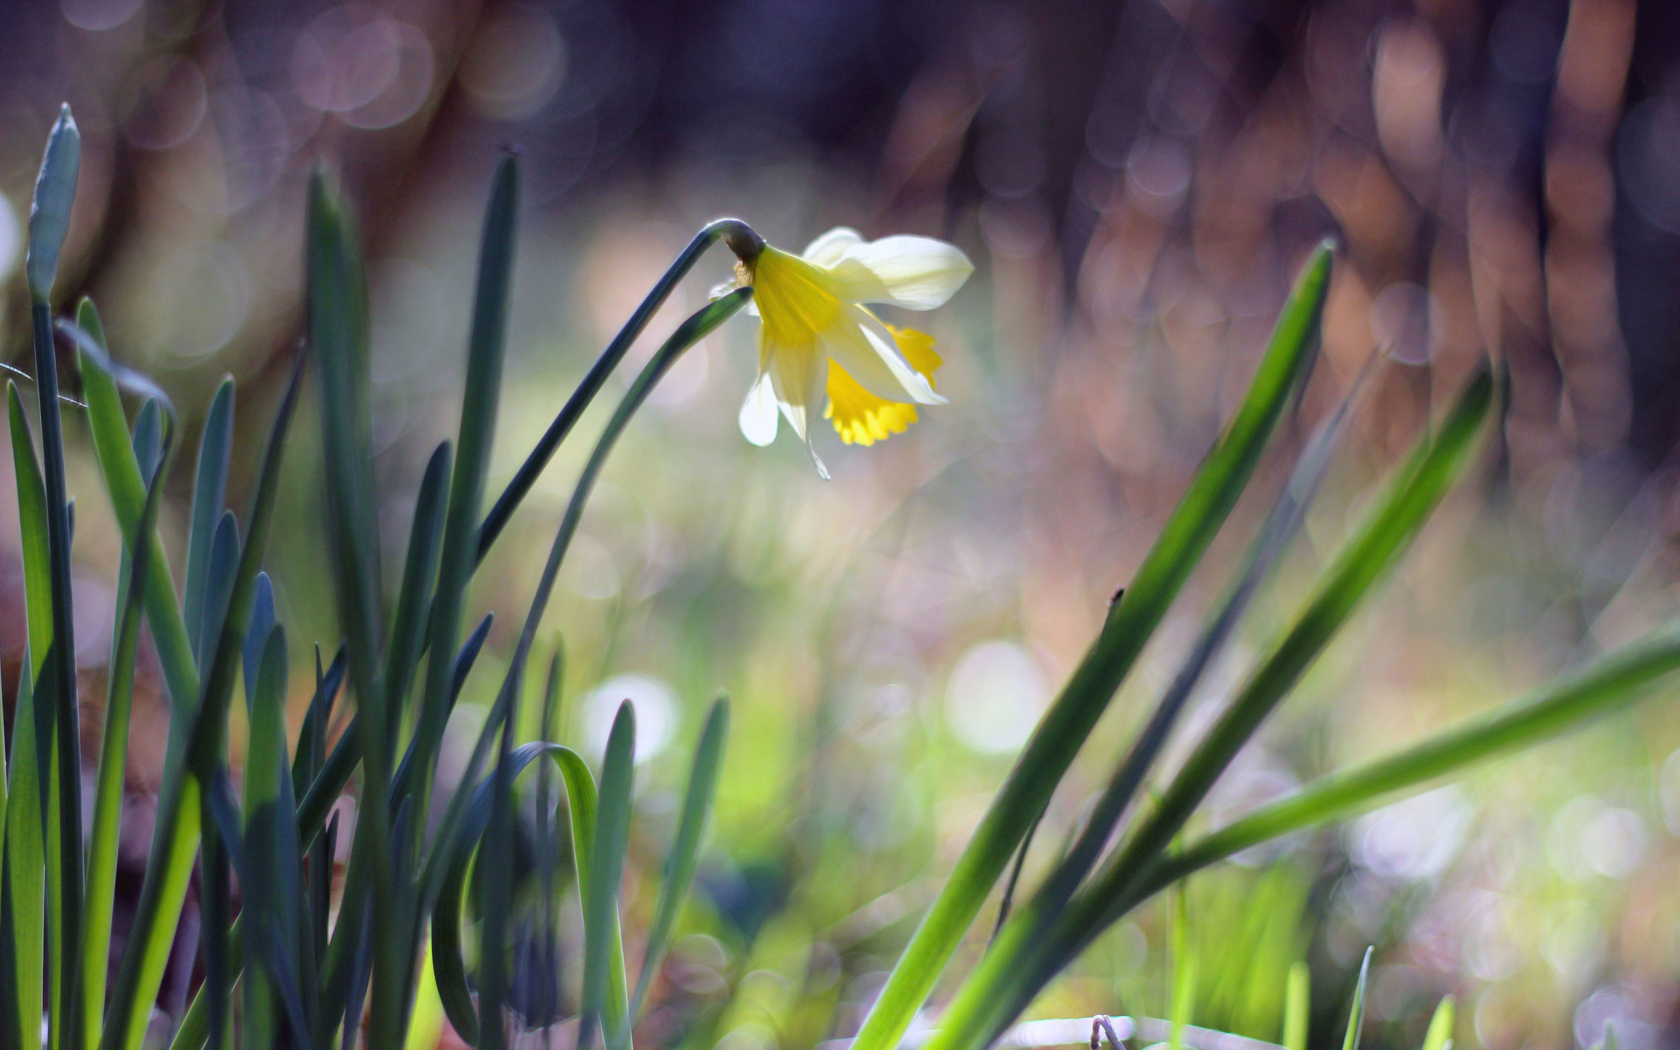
[723,227,972,477]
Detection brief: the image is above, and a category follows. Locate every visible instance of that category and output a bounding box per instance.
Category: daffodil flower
[724,227,972,477]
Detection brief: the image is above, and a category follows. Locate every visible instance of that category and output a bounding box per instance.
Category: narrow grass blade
[1168,886,1194,1050]
[8,384,52,672]
[73,309,199,713]
[408,154,518,878]
[583,703,635,1050]
[475,688,520,1050]
[1420,996,1454,1050]
[186,379,235,666]
[631,696,728,1020]
[307,169,405,1050]
[1283,962,1309,1050]
[384,442,452,754]
[244,573,276,706]
[849,244,1333,1050]
[295,648,347,791]
[1341,949,1372,1050]
[242,627,310,1049]
[1,653,47,1050]
[202,792,232,1050]
[341,894,374,1050]
[200,511,242,677]
[131,400,163,483]
[394,612,494,800]
[533,646,565,1030]
[84,431,169,1047]
[27,108,87,1050]
[1143,625,1680,893]
[1037,357,1367,922]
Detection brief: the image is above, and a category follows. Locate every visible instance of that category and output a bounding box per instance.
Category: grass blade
[1283,962,1309,1050]
[408,154,518,878]
[630,696,728,1021]
[850,243,1332,1050]
[307,168,407,1050]
[84,426,170,1047]
[72,305,198,713]
[384,442,452,755]
[4,387,58,1050]
[1420,996,1454,1050]
[199,512,241,679]
[242,626,310,1050]
[1,652,47,1050]
[1142,625,1680,893]
[28,106,86,1050]
[1341,948,1372,1050]
[583,703,635,1050]
[8,384,55,1050]
[475,687,519,1050]
[1167,886,1194,1050]
[186,379,235,666]
[243,573,276,706]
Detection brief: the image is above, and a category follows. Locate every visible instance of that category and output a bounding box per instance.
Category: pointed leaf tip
[27,104,81,302]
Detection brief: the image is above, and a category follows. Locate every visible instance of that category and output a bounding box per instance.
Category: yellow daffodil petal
[892,325,942,375]
[825,302,943,406]
[824,235,974,310]
[751,246,845,363]
[826,326,943,446]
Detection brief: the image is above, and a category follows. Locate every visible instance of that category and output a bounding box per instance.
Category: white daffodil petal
[765,338,828,443]
[801,227,865,267]
[738,371,780,447]
[827,235,974,309]
[822,305,945,406]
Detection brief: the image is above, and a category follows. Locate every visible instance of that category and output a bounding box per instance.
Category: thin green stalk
[31,164,85,1050]
[83,430,170,1047]
[474,218,759,561]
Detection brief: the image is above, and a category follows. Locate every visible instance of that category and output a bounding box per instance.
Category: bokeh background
[4,0,1680,1048]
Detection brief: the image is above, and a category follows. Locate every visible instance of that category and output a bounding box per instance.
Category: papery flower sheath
[724,227,972,477]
